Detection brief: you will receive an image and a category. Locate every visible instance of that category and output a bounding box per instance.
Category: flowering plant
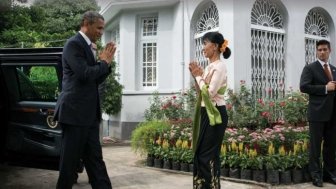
[226,81,277,129]
[263,142,280,170]
[278,90,308,126]
[278,145,293,171]
[291,140,309,169]
[144,88,196,121]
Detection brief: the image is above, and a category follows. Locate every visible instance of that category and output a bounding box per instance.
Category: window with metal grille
[304,9,329,65]
[142,17,158,36]
[251,0,285,100]
[193,2,219,69]
[140,16,158,87]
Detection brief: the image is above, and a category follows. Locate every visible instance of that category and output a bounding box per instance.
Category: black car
[0,48,63,169]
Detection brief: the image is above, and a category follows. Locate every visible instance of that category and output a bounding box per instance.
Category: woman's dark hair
[202,32,231,59]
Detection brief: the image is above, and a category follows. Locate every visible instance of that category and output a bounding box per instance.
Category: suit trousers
[309,120,336,177]
[57,121,112,189]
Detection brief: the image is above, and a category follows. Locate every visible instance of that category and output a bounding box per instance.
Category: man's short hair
[316,39,331,49]
[80,11,104,26]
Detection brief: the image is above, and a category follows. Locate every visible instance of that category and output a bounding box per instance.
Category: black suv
[0,48,63,169]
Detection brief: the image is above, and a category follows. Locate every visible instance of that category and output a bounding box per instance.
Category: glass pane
[143,68,146,83]
[147,67,152,82]
[147,47,152,62]
[142,17,158,36]
[16,66,58,101]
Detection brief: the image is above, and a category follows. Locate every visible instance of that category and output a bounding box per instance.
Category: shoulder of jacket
[306,61,319,68]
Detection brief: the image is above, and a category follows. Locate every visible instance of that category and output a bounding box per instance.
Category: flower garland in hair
[220,39,229,53]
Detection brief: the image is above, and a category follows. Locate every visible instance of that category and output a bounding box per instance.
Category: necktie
[323,63,333,81]
[90,43,97,59]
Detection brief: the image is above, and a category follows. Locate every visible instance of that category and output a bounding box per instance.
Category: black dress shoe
[324,170,336,184]
[312,177,323,187]
[323,176,336,185]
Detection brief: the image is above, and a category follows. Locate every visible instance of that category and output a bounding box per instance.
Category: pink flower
[261,111,270,118]
[279,101,286,107]
[226,104,233,110]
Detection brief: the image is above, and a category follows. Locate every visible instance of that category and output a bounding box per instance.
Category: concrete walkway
[0,144,335,189]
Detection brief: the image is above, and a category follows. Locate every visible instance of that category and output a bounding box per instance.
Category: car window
[3,65,59,102]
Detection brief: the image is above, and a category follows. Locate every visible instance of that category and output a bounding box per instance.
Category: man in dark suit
[300,39,336,187]
[54,11,116,189]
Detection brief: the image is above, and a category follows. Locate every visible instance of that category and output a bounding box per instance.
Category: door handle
[39,108,48,116]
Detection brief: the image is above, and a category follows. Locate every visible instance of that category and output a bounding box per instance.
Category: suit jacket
[54,33,111,126]
[300,61,336,122]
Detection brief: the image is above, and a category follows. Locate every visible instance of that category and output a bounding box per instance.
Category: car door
[0,48,63,169]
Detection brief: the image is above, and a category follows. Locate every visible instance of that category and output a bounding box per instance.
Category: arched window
[251,0,285,100]
[193,2,219,68]
[304,9,329,65]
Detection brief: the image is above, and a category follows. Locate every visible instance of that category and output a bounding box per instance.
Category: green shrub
[130,120,170,156]
[101,61,123,115]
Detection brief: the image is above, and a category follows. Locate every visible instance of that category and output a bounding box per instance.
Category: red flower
[279,101,286,107]
[226,104,233,110]
[261,111,270,118]
[257,99,264,106]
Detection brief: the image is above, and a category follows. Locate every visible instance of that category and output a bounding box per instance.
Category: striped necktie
[90,43,97,59]
[323,63,333,81]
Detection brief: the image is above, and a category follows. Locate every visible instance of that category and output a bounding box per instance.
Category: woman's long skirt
[193,106,228,189]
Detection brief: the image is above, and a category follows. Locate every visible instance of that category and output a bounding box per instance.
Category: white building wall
[232,0,255,89]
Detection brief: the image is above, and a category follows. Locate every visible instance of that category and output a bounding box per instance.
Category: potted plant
[239,153,253,180]
[153,145,164,168]
[180,140,192,172]
[291,141,308,183]
[249,148,265,183]
[220,144,229,177]
[264,142,280,185]
[278,145,293,184]
[162,139,172,169]
[171,147,182,171]
[227,152,241,179]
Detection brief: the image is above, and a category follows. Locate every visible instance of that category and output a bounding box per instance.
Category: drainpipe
[181,0,185,91]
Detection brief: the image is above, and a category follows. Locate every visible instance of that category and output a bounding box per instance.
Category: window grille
[142,17,158,36]
[193,3,219,68]
[304,9,329,65]
[140,16,158,87]
[251,0,285,100]
[142,43,157,87]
